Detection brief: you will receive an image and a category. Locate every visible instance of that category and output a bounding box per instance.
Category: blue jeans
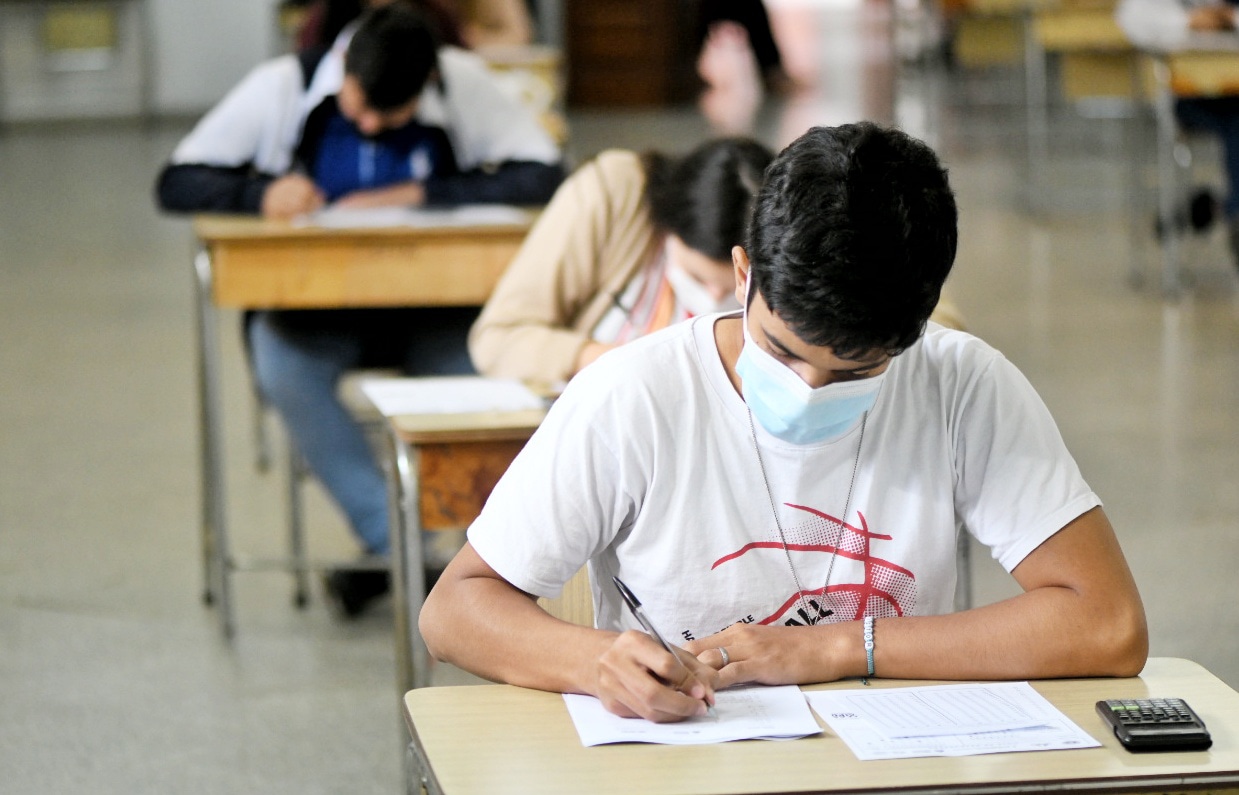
[247,307,478,556]
[1176,97,1239,218]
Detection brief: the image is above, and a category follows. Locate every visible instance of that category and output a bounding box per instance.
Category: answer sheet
[805,682,1100,760]
[296,204,532,229]
[564,685,822,746]
[359,376,546,416]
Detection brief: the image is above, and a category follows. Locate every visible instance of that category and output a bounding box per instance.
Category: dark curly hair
[746,123,957,359]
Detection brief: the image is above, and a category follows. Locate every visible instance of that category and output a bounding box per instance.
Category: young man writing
[419,123,1147,722]
[155,5,563,616]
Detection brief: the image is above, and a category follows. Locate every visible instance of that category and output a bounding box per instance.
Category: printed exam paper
[564,685,822,746]
[805,682,1100,760]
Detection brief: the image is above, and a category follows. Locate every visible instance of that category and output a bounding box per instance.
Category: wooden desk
[190,212,536,638]
[403,657,1239,795]
[381,406,546,693]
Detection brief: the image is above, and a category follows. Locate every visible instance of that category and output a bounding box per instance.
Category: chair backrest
[537,567,593,627]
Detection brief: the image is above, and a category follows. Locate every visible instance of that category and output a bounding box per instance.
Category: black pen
[612,576,718,719]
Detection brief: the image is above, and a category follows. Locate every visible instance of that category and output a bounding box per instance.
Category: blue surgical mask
[735,287,886,445]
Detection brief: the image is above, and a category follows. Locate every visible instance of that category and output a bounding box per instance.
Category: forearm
[469,321,589,382]
[421,565,614,695]
[699,509,1148,686]
[332,181,425,209]
[424,161,564,206]
[867,588,1147,682]
[155,163,273,214]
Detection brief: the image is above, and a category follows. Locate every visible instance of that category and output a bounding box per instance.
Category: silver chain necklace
[746,408,868,625]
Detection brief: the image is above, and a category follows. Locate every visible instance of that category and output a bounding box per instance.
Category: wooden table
[383,407,546,694]
[403,657,1239,795]
[190,211,536,638]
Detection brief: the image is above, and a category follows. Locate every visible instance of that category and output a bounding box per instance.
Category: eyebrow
[763,327,889,372]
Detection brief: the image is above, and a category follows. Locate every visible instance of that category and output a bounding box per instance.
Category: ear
[731,246,750,307]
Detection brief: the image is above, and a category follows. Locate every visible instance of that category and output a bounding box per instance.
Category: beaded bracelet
[863,616,876,678]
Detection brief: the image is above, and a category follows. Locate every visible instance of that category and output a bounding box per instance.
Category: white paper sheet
[563,685,822,746]
[805,682,1101,760]
[359,376,546,417]
[295,204,531,229]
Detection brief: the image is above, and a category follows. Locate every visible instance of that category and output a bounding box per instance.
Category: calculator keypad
[1102,698,1197,725]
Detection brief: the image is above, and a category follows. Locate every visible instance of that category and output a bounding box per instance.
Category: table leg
[1126,54,1149,289]
[954,531,972,613]
[1153,56,1183,299]
[405,736,441,795]
[193,246,235,638]
[390,429,430,694]
[1024,9,1048,215]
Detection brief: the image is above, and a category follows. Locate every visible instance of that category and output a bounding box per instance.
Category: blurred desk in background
[190,210,537,639]
[1147,32,1239,296]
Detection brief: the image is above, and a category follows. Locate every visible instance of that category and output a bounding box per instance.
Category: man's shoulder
[566,322,701,400]
[917,323,1002,365]
[587,150,646,191]
[436,45,496,81]
[244,53,306,86]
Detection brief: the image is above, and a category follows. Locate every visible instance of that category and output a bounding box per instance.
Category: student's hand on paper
[333,181,426,209]
[262,174,326,219]
[688,623,841,689]
[594,629,718,723]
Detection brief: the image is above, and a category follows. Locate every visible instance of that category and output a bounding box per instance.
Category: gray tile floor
[4,3,1239,792]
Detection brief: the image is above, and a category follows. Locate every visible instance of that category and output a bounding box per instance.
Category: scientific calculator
[1095,698,1212,752]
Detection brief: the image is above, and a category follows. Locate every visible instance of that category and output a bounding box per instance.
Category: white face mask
[735,277,887,445]
[666,261,741,316]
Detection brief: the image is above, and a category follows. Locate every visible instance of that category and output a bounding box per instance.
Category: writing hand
[261,174,326,219]
[594,629,718,723]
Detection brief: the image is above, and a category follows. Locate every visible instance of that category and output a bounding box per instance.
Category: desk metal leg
[1153,57,1183,299]
[390,429,430,694]
[954,531,973,613]
[1126,55,1149,289]
[193,247,235,638]
[1023,9,1048,215]
[405,736,442,795]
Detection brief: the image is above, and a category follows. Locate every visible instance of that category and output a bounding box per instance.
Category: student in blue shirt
[155,5,563,617]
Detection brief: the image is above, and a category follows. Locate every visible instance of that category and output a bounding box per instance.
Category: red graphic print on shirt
[711,503,916,626]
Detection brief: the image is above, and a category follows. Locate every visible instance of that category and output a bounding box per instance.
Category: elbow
[418,587,451,663]
[1091,598,1150,678]
[1113,614,1150,678]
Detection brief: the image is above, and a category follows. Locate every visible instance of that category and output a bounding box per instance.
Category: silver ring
[718,647,730,666]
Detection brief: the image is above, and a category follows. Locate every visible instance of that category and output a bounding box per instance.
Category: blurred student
[155,5,563,617]
[470,139,967,386]
[470,138,774,385]
[1118,0,1239,267]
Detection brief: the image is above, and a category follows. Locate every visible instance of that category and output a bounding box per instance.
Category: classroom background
[2,0,1238,791]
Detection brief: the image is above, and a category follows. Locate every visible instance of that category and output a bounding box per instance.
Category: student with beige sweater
[469,137,967,387]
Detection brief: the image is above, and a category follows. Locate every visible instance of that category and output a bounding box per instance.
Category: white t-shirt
[468,314,1100,643]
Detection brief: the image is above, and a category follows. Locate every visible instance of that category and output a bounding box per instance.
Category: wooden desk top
[390,408,547,445]
[1034,8,1130,52]
[192,212,537,310]
[404,658,1239,795]
[1162,34,1239,96]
